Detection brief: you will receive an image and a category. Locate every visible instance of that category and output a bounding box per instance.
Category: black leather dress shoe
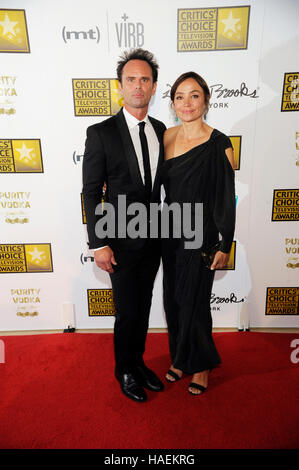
[115,371,147,403]
[135,365,164,392]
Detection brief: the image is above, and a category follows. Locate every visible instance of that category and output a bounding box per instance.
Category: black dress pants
[109,241,161,375]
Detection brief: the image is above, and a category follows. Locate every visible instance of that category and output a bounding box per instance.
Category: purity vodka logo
[115,14,144,48]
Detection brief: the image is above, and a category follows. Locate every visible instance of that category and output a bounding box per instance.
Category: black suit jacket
[82,108,166,251]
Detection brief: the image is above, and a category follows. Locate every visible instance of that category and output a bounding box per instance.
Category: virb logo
[115,14,144,48]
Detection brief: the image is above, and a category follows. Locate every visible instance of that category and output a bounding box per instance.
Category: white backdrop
[1,0,298,332]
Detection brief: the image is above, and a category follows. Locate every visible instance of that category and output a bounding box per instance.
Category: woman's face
[173,78,207,123]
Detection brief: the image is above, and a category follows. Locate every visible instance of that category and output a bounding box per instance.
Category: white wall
[1,0,298,331]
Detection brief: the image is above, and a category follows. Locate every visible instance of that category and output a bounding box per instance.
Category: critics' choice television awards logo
[272,189,299,222]
[281,73,299,112]
[87,289,116,316]
[72,79,124,116]
[265,288,299,315]
[0,9,30,53]
[177,5,250,52]
[229,136,241,170]
[81,193,86,224]
[0,139,43,173]
[222,241,236,270]
[0,244,53,273]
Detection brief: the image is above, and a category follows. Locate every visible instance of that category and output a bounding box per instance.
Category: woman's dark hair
[117,48,159,83]
[170,71,210,112]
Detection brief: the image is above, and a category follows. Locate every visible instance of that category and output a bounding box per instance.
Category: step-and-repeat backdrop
[1,0,298,331]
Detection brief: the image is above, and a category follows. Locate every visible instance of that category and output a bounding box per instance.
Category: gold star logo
[0,9,30,52]
[217,6,250,50]
[14,142,35,163]
[0,13,18,38]
[27,246,46,263]
[25,244,53,272]
[12,139,43,172]
[221,11,241,37]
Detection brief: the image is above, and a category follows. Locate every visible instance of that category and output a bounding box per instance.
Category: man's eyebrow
[126,76,150,79]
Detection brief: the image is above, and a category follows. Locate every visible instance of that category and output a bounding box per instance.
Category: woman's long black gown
[162,129,235,374]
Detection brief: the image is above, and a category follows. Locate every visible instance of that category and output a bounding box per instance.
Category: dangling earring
[170,101,178,124]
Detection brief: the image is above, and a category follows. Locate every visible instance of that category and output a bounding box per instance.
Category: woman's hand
[210,251,230,270]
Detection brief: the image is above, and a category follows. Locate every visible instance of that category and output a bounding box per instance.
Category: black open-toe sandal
[188,382,207,395]
[165,369,182,382]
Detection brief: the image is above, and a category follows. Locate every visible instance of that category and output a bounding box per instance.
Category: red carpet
[0,331,298,449]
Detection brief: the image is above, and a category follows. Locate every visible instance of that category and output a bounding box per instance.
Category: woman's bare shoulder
[164,125,180,144]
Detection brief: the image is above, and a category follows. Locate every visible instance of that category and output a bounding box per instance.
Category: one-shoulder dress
[161,128,235,374]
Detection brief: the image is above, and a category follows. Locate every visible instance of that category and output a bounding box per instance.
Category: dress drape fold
[162,129,235,374]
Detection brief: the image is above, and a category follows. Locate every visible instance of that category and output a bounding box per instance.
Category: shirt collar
[123,107,149,130]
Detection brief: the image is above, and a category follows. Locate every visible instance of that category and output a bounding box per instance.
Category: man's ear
[151,81,157,97]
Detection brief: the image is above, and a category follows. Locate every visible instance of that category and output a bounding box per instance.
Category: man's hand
[210,251,230,270]
[94,247,117,273]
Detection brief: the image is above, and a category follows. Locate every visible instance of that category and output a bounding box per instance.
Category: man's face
[118,59,157,113]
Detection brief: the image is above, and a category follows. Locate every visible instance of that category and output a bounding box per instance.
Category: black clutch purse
[201,241,222,269]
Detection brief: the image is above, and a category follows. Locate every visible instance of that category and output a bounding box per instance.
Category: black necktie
[138,121,152,198]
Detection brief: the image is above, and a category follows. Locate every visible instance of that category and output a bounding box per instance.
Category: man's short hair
[117,48,159,83]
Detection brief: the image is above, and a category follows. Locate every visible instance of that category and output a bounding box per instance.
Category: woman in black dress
[162,72,235,395]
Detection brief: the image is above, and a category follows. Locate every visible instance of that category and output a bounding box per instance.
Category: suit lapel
[149,116,164,200]
[115,108,164,201]
[115,109,145,198]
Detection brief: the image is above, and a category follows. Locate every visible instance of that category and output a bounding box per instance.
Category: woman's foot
[188,370,209,395]
[165,365,183,382]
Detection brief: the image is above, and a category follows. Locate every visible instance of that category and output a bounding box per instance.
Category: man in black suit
[82,49,166,402]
